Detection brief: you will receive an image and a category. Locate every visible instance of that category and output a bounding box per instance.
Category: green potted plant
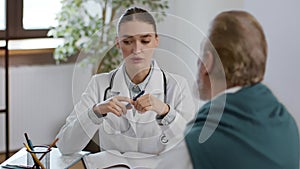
[48,0,169,73]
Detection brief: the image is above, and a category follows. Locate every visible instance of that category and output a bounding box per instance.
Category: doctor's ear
[154,35,159,47]
[115,37,120,49]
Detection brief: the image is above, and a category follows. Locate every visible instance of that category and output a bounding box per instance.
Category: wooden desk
[0,148,89,169]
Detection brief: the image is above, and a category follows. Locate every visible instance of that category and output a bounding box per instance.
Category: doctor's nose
[133,41,143,54]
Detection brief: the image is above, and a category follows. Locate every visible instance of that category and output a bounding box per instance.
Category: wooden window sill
[0,38,77,66]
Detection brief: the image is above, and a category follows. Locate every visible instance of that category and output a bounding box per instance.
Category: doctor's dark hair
[118,7,157,36]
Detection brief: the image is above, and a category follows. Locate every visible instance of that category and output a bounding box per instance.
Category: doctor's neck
[126,66,151,84]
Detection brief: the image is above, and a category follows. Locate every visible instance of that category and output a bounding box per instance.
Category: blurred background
[0,0,299,158]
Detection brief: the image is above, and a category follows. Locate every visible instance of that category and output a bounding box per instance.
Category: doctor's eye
[122,40,132,45]
[141,40,150,44]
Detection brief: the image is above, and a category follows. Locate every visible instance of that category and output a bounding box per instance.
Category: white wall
[244,0,300,127]
[0,64,92,151]
[156,0,244,106]
[157,0,244,76]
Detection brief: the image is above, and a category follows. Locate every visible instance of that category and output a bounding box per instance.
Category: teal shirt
[185,83,299,169]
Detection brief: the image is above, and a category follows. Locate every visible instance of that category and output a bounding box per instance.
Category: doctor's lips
[130,57,144,63]
[125,90,145,109]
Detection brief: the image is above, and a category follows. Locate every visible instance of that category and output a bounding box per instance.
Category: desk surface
[0,148,90,169]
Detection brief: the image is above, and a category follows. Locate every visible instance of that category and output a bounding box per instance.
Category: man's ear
[203,51,214,75]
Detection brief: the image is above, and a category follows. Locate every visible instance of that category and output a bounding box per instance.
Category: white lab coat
[56,60,196,165]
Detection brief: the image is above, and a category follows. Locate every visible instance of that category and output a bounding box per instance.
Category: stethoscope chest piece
[160,133,168,144]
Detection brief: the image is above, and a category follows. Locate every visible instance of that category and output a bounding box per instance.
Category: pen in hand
[133,90,145,101]
[126,90,145,109]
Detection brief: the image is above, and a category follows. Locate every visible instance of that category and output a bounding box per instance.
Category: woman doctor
[56,7,196,156]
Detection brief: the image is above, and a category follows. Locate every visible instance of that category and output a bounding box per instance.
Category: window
[0,0,5,30]
[0,0,61,39]
[23,0,61,29]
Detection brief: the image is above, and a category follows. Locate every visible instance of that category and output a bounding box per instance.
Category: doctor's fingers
[139,105,155,113]
[137,94,163,106]
[134,94,151,104]
[137,101,165,113]
[133,94,158,111]
[139,96,166,114]
[113,96,131,103]
[110,108,123,117]
[114,100,128,114]
[134,100,151,112]
[107,104,122,116]
[111,97,129,114]
[107,98,127,116]
[97,102,122,116]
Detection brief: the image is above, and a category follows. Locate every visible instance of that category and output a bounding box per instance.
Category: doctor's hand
[132,94,170,116]
[93,96,132,117]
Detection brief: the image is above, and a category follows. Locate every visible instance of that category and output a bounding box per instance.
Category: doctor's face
[117,21,159,70]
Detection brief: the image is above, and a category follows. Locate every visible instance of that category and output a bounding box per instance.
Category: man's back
[185,83,299,169]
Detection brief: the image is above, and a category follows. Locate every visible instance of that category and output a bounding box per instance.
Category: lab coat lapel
[146,60,164,102]
[110,64,128,97]
[110,63,137,134]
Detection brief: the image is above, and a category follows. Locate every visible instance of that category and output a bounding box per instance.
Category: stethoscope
[102,68,169,144]
[103,68,167,102]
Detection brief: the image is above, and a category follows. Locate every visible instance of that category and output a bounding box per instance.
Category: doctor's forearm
[56,110,100,154]
[56,125,91,155]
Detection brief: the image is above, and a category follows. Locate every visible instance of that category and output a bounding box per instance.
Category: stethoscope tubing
[103,69,167,103]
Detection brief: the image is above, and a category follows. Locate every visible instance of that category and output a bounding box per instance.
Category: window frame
[0,0,50,40]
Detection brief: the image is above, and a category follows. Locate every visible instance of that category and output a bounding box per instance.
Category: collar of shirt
[123,60,154,93]
[211,86,242,101]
